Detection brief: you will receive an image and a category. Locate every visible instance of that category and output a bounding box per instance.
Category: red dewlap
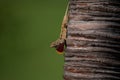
[56,43,64,53]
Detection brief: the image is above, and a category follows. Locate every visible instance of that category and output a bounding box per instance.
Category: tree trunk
[64,0,120,80]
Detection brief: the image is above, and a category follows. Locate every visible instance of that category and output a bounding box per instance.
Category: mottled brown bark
[64,0,120,80]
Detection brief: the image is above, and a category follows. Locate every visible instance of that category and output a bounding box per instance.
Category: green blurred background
[0,0,68,80]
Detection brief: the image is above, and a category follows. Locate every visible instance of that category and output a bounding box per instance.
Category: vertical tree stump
[64,0,120,80]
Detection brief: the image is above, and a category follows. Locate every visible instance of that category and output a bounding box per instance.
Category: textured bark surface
[64,0,120,80]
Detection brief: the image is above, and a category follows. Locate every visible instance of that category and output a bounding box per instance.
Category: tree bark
[64,0,120,80]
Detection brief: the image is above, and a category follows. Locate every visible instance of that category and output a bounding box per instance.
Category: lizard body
[50,2,69,54]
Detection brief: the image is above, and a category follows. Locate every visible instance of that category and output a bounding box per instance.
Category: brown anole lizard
[50,2,69,54]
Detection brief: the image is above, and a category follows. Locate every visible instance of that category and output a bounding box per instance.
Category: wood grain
[64,0,120,79]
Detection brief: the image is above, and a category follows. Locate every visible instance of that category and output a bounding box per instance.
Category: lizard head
[50,39,65,48]
[50,39,65,54]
